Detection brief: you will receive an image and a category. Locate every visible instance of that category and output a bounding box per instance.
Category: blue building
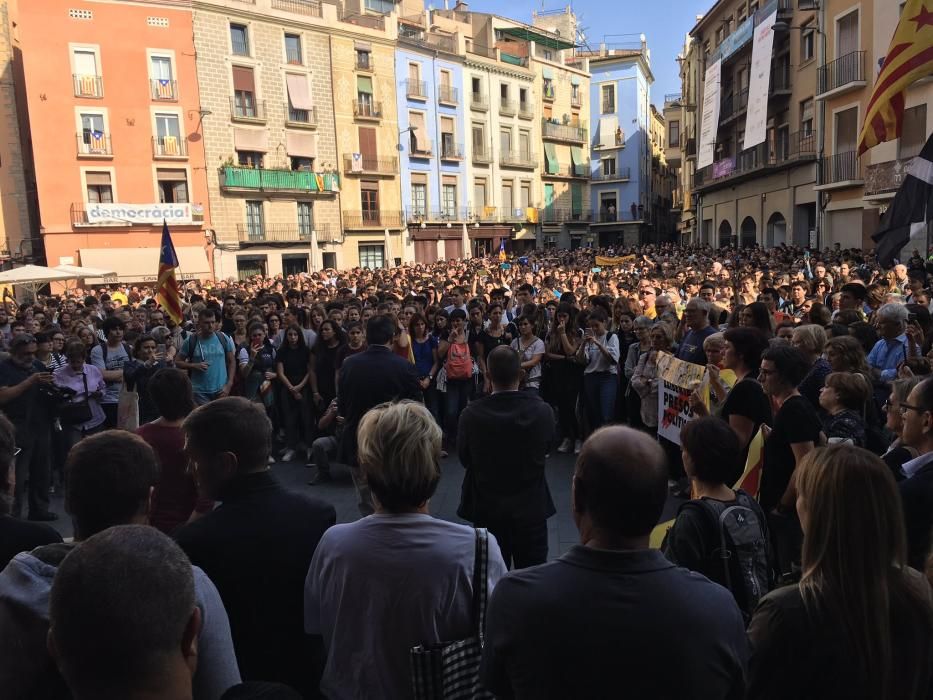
[395,27,468,263]
[587,47,654,247]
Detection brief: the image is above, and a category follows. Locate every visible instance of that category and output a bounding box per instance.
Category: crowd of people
[0,241,932,698]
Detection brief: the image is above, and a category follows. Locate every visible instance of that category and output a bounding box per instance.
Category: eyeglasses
[899,402,927,415]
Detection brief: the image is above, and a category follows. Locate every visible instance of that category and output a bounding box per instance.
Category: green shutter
[356,76,373,94]
[571,183,583,214]
[544,143,559,175]
[570,146,586,176]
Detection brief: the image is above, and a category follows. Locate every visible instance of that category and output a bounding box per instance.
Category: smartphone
[156,343,166,357]
[591,267,602,273]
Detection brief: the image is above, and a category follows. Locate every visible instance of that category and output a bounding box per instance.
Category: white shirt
[901,450,933,479]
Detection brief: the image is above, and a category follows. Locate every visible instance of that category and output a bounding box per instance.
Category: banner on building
[697,58,722,169]
[744,10,778,149]
[86,203,196,225]
[656,351,707,445]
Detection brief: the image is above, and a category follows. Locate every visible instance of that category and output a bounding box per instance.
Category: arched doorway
[718,220,733,249]
[740,217,757,248]
[767,212,787,248]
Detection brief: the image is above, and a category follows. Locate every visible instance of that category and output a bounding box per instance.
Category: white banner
[697,58,722,169]
[86,203,194,225]
[744,11,778,149]
[655,352,707,445]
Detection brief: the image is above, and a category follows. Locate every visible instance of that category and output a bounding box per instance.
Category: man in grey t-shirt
[89,316,131,428]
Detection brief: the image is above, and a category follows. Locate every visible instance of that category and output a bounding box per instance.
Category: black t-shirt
[0,515,62,569]
[721,377,772,473]
[0,359,47,425]
[476,327,514,360]
[761,395,821,511]
[276,345,311,385]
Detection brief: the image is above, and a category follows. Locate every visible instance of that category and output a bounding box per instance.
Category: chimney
[453,0,468,10]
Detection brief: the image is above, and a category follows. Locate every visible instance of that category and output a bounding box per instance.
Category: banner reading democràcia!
[697,58,722,169]
[744,10,778,149]
[656,351,708,446]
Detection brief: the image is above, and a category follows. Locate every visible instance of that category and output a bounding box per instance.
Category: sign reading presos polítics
[86,203,194,225]
[744,10,778,149]
[697,58,722,170]
[656,351,707,446]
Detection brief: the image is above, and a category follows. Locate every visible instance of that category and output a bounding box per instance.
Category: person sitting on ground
[481,425,749,699]
[305,400,507,699]
[0,430,240,699]
[48,525,202,700]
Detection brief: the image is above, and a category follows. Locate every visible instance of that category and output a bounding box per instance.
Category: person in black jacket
[176,397,336,698]
[457,345,555,569]
[896,376,933,571]
[337,314,422,515]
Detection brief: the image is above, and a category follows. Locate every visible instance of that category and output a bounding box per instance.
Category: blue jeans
[444,379,472,448]
[583,372,617,434]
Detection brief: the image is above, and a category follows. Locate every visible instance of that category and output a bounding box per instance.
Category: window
[441,116,455,156]
[357,75,374,112]
[835,106,858,154]
[154,113,182,155]
[501,182,513,212]
[601,84,615,114]
[836,10,859,58]
[543,78,555,100]
[85,171,113,203]
[237,150,263,168]
[298,202,313,237]
[230,23,249,56]
[669,120,680,148]
[232,66,257,118]
[355,49,371,70]
[285,34,302,65]
[519,130,530,157]
[157,168,188,203]
[73,48,102,97]
[474,179,487,208]
[411,182,427,216]
[149,55,174,100]
[286,73,313,122]
[246,201,264,239]
[900,105,927,159]
[801,23,815,62]
[500,128,512,155]
[571,83,579,102]
[358,244,385,269]
[602,158,616,176]
[800,98,814,134]
[79,113,107,154]
[361,183,379,223]
[291,156,313,171]
[472,124,485,156]
[364,0,393,13]
[519,87,528,109]
[442,180,457,218]
[520,182,531,210]
[500,82,509,106]
[715,26,725,46]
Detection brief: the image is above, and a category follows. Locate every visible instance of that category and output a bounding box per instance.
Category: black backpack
[689,491,773,621]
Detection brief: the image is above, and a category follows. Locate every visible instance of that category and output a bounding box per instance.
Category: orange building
[15,0,213,286]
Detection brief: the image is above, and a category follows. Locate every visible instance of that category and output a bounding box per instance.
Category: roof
[497,26,575,50]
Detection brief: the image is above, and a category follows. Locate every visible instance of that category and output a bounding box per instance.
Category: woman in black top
[758,343,821,579]
[275,324,312,462]
[474,303,515,394]
[123,335,170,425]
[881,376,923,480]
[691,327,772,480]
[748,445,933,700]
[543,303,583,454]
[309,320,345,410]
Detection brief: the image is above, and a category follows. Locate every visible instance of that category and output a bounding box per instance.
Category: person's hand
[218,385,232,398]
[264,371,276,381]
[312,390,323,406]
[688,390,708,416]
[34,372,54,385]
[706,364,720,383]
[898,363,915,379]
[761,424,772,441]
[419,377,431,390]
[196,362,209,372]
[557,320,566,335]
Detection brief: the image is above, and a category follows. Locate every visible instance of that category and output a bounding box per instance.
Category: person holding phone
[123,335,171,425]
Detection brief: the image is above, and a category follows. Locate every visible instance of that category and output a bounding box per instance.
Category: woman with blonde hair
[792,324,830,413]
[748,445,933,699]
[304,400,507,700]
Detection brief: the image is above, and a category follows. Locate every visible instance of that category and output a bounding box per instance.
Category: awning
[570,75,581,85]
[79,246,210,284]
[286,131,317,158]
[156,168,186,182]
[544,142,559,175]
[570,146,586,175]
[599,115,619,148]
[356,75,373,93]
[285,74,313,110]
[497,26,575,50]
[234,128,268,152]
[541,67,554,80]
[232,66,255,92]
[85,172,111,186]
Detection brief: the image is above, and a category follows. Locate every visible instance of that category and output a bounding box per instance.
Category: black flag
[872,131,933,268]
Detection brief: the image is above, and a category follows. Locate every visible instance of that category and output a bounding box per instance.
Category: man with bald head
[481,426,748,698]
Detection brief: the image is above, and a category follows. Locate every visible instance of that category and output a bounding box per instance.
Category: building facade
[649,103,677,242]
[193,0,341,280]
[16,0,212,284]
[583,46,653,247]
[688,0,818,250]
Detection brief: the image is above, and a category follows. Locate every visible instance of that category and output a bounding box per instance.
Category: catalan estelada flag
[498,239,507,262]
[156,220,183,324]
[857,0,933,155]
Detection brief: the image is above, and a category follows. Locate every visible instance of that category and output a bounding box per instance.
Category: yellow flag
[857,0,933,154]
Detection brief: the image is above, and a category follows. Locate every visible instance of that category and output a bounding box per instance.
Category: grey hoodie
[0,542,241,700]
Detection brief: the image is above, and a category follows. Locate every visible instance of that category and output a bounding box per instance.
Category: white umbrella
[53,264,117,278]
[0,265,76,285]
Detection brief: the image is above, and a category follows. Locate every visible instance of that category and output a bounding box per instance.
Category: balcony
[542,83,556,102]
[472,147,492,164]
[353,99,382,121]
[684,137,697,159]
[342,154,398,175]
[76,132,112,158]
[543,164,591,179]
[816,151,863,190]
[399,27,457,54]
[500,150,538,169]
[470,92,488,111]
[150,79,177,101]
[720,87,749,123]
[355,53,374,71]
[152,136,188,158]
[440,141,463,160]
[409,139,434,157]
[817,51,866,99]
[518,102,534,120]
[542,208,591,224]
[592,166,631,182]
[571,93,583,108]
[664,93,682,106]
[770,65,791,96]
[230,97,266,123]
[499,99,517,117]
[542,119,587,143]
[343,210,404,229]
[438,85,459,106]
[285,105,318,128]
[340,10,385,31]
[73,74,103,98]
[407,208,470,223]
[271,0,322,16]
[695,130,816,191]
[219,167,340,195]
[406,79,427,99]
[237,223,315,243]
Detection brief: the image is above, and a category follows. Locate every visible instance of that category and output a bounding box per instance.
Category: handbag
[410,528,494,700]
[59,373,93,426]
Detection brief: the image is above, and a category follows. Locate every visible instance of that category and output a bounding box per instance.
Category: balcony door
[80,113,106,153]
[837,10,858,58]
[155,113,182,154]
[833,107,858,182]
